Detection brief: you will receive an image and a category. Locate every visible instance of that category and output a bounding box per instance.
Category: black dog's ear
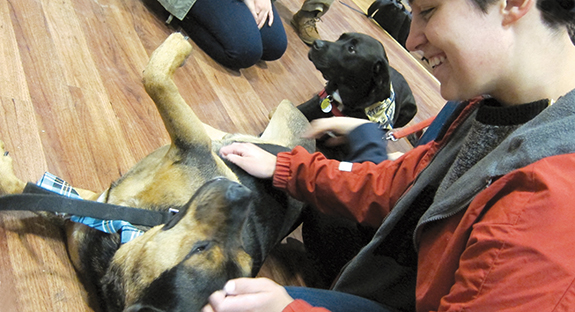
[374,60,382,76]
[373,59,391,93]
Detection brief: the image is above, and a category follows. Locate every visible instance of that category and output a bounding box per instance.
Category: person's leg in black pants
[183,0,287,69]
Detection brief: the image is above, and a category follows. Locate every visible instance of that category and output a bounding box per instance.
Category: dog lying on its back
[0,33,314,312]
[298,32,417,130]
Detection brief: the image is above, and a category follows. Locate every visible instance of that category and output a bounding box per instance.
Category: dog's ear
[373,59,391,95]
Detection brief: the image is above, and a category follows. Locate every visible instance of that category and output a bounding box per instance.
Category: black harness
[0,182,173,227]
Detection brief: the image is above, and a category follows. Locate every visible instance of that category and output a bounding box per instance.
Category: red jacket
[274,91,575,311]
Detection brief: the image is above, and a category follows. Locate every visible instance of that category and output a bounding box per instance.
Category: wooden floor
[0,0,444,310]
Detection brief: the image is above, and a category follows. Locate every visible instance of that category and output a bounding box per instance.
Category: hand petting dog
[202,278,294,312]
[220,143,278,179]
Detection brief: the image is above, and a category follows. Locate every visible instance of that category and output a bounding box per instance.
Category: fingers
[304,117,371,139]
[251,0,273,29]
[219,143,277,179]
[267,8,274,27]
[257,15,266,29]
[219,144,252,168]
[223,278,277,295]
[219,142,250,158]
[303,118,344,139]
[243,0,259,24]
[256,9,271,29]
[203,278,294,312]
[202,301,216,312]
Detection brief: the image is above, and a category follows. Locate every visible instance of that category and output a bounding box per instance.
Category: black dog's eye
[347,45,356,54]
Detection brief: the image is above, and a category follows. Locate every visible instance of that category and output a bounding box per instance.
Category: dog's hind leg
[142,33,236,179]
[143,33,209,149]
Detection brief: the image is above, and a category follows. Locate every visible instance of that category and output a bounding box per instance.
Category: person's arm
[305,117,390,163]
[344,122,389,163]
[219,117,373,179]
[220,116,430,227]
[272,145,428,228]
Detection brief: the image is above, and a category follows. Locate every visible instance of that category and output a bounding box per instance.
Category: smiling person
[207,0,575,311]
[157,0,287,70]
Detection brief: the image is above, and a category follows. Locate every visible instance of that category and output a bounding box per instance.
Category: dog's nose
[312,39,324,50]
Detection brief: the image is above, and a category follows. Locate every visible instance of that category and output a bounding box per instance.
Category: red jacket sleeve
[272,144,431,228]
[282,300,330,312]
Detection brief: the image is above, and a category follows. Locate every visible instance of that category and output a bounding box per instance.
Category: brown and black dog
[0,33,313,312]
[298,32,417,129]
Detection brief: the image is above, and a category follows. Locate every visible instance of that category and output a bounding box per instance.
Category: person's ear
[501,0,535,26]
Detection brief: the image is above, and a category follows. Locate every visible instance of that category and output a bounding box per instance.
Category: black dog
[298,32,417,130]
[297,33,419,287]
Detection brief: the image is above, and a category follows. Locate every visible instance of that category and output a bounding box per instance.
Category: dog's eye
[190,241,211,255]
[347,45,356,54]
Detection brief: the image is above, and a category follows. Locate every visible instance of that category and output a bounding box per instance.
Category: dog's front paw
[0,140,26,195]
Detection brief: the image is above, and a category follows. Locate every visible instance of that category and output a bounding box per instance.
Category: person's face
[406,0,510,101]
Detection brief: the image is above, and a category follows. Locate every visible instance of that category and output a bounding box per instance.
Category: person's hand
[202,278,294,312]
[243,0,274,29]
[304,117,371,146]
[220,143,277,179]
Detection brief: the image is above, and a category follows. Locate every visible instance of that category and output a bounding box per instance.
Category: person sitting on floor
[205,0,575,310]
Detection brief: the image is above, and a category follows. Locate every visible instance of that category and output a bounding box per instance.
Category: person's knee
[223,44,263,69]
[262,41,287,61]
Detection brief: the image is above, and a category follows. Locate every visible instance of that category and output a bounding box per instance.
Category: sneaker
[291,10,321,45]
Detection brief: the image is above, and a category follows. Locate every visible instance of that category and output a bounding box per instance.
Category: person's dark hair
[472,0,574,43]
[537,0,575,28]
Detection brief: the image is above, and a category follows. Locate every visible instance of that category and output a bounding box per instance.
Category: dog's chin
[308,52,331,80]
[312,63,332,81]
[311,63,331,81]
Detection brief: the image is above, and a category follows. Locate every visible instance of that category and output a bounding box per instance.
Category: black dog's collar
[317,83,397,130]
[318,89,345,116]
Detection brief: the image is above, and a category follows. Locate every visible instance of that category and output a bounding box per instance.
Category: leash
[386,116,435,141]
[0,182,174,227]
